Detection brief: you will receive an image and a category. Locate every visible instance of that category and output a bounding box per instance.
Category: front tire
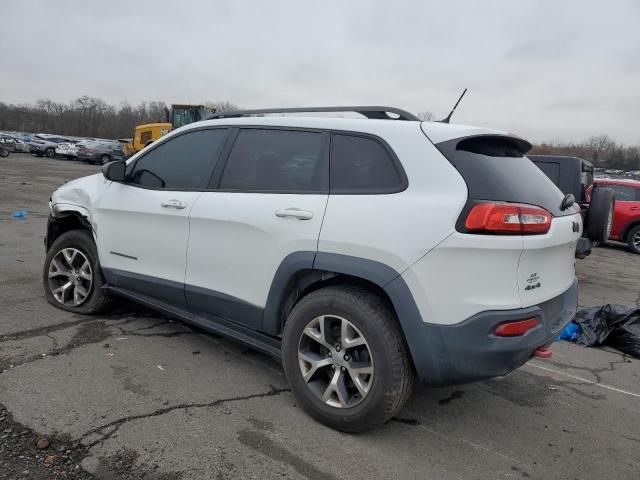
[100,154,110,165]
[45,148,55,158]
[282,286,414,433]
[43,230,112,314]
[627,225,640,255]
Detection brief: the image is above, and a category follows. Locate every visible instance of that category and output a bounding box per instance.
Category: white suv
[43,107,582,432]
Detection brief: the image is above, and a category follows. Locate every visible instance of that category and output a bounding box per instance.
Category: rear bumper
[406,278,578,386]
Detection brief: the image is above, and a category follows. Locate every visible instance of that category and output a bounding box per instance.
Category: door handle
[275,208,314,220]
[161,199,187,209]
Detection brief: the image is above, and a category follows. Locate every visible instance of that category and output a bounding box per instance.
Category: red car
[588,179,640,254]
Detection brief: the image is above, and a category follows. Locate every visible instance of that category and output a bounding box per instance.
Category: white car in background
[55,140,96,159]
[55,141,78,159]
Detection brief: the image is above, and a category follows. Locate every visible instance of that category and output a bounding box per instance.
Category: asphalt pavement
[1,153,639,479]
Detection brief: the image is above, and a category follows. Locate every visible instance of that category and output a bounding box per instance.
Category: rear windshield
[436,136,568,217]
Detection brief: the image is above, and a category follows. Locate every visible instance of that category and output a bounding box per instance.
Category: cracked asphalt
[1,153,639,479]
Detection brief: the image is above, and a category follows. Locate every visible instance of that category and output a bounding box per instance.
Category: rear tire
[282,285,414,433]
[100,154,110,165]
[43,230,113,314]
[586,186,615,243]
[627,225,640,255]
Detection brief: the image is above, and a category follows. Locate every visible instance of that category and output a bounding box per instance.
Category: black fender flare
[262,251,443,384]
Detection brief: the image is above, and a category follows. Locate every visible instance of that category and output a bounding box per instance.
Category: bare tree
[204,101,240,113]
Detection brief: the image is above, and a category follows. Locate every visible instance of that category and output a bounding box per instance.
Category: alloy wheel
[633,231,640,251]
[47,248,93,306]
[298,315,374,408]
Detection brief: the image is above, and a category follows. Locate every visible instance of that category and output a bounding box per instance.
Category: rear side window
[129,128,227,190]
[437,136,567,217]
[330,134,405,193]
[219,129,327,192]
[605,184,639,201]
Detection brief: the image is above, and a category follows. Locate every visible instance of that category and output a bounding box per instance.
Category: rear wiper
[560,193,576,210]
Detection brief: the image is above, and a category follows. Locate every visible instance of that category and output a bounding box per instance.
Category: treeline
[530,135,640,171]
[0,97,238,140]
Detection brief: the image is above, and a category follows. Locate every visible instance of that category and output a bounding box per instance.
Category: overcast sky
[1,0,639,144]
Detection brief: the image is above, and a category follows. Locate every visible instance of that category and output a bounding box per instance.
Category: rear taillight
[494,318,538,337]
[464,202,551,235]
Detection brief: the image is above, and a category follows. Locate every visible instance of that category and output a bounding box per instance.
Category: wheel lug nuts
[335,344,341,352]
[344,355,350,361]
[340,366,346,372]
[328,352,332,357]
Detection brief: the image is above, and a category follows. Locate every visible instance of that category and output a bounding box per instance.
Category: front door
[94,127,230,304]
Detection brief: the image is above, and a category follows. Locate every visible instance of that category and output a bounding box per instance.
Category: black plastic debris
[572,304,640,358]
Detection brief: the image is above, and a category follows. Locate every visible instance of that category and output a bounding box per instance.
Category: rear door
[185,127,329,330]
[94,127,229,304]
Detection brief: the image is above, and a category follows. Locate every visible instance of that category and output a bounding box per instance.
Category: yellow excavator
[121,104,215,157]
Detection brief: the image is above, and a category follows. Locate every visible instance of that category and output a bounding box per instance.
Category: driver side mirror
[101,161,126,182]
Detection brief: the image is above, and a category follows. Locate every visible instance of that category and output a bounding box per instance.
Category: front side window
[330,134,405,193]
[129,128,227,190]
[219,129,327,192]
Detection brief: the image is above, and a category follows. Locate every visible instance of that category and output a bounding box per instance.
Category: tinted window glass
[220,129,326,192]
[331,134,404,192]
[606,184,638,201]
[535,162,561,187]
[437,136,567,217]
[130,129,227,190]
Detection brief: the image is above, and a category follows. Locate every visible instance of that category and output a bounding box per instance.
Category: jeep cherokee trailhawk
[44,106,584,432]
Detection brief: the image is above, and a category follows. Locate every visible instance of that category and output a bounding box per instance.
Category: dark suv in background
[77,141,126,164]
[530,155,615,255]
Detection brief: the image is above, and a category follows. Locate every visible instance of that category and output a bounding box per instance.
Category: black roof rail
[206,106,420,121]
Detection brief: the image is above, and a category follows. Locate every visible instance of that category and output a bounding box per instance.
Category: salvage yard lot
[1,153,639,480]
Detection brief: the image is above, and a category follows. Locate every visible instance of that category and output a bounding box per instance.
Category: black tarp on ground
[573,304,640,359]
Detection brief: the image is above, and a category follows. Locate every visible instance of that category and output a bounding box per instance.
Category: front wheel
[627,225,640,255]
[100,154,110,165]
[0,147,9,157]
[43,230,112,314]
[45,147,55,158]
[282,286,414,433]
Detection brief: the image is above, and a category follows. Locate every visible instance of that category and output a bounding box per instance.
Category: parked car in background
[55,139,96,159]
[13,138,31,153]
[29,134,73,157]
[55,141,79,159]
[589,178,640,254]
[0,134,17,153]
[77,141,125,164]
